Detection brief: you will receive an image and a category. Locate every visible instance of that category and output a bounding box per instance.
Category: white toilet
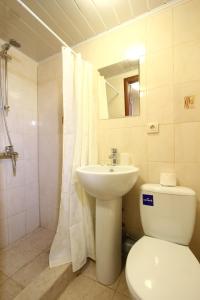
[126,184,200,300]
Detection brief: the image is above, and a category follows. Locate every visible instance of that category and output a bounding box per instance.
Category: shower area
[0,1,64,298]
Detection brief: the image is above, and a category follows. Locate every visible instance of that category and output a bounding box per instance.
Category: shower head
[9,39,21,48]
[1,43,10,52]
[1,39,21,56]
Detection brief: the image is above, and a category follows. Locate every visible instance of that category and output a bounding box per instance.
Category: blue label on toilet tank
[143,194,154,206]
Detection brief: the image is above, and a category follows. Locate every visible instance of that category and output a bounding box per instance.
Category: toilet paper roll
[120,153,130,165]
[160,172,176,187]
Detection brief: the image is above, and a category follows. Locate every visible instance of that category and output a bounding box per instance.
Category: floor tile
[26,228,54,251]
[12,251,49,287]
[58,274,114,300]
[0,227,53,277]
[82,259,121,290]
[116,271,130,297]
[108,274,121,290]
[0,271,8,286]
[0,279,22,300]
[0,243,41,276]
[82,260,96,281]
[113,292,132,300]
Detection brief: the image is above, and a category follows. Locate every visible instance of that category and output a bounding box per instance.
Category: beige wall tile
[147,124,174,162]
[175,123,200,163]
[174,41,200,84]
[175,163,200,199]
[98,126,147,165]
[147,162,175,183]
[174,81,200,123]
[129,127,148,164]
[0,190,7,220]
[37,53,62,83]
[98,127,132,164]
[8,212,26,244]
[147,8,172,53]
[26,205,40,233]
[139,57,147,91]
[147,48,173,89]
[146,85,173,124]
[75,18,147,70]
[173,0,200,45]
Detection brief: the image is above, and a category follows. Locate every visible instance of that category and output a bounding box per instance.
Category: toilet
[126,184,200,300]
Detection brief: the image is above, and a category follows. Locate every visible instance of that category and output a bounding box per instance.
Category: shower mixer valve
[0,146,18,176]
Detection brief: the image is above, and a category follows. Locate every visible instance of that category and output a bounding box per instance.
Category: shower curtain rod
[105,81,119,95]
[16,0,118,95]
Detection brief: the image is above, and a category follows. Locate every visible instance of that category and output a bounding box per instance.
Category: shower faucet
[108,148,118,166]
[0,146,18,176]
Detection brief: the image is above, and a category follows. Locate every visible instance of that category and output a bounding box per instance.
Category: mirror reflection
[99,59,140,119]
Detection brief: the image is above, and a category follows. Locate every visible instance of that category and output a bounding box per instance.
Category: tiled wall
[37,53,63,231]
[74,0,200,259]
[0,40,39,248]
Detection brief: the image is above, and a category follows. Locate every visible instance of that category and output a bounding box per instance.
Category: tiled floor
[0,227,54,300]
[59,260,134,300]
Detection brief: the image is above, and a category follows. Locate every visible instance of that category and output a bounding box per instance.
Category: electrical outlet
[147,122,159,134]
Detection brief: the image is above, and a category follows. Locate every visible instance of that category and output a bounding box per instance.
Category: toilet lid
[126,236,200,300]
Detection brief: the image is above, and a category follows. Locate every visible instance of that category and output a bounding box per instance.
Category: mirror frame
[124,74,139,116]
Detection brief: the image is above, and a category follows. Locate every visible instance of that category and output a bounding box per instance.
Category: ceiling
[0,0,173,61]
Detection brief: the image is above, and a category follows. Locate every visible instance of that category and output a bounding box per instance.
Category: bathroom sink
[77,165,139,200]
[77,164,139,286]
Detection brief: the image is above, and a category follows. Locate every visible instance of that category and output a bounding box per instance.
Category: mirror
[99,59,140,119]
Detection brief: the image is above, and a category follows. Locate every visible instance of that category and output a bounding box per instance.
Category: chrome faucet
[109,148,118,165]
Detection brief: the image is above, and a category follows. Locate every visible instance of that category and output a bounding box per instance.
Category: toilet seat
[126,236,200,300]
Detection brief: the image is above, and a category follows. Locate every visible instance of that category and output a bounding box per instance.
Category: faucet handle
[111,148,117,153]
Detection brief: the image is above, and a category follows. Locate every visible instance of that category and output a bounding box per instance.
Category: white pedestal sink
[76,165,139,285]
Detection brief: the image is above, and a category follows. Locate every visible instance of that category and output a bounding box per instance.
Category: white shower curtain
[49,47,98,271]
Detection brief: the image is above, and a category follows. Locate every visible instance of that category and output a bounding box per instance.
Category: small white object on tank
[160,172,176,186]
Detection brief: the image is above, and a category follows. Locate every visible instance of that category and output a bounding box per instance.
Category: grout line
[0,228,51,277]
[0,249,48,298]
[36,64,41,229]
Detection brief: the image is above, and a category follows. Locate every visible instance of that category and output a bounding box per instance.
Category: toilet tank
[140,184,196,245]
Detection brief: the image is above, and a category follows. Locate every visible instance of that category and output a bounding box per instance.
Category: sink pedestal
[77,165,139,285]
[96,197,122,285]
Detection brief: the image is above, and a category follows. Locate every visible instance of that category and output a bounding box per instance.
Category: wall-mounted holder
[184,95,195,109]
